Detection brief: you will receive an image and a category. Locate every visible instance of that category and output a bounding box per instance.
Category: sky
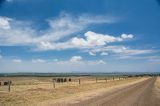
[0,0,160,73]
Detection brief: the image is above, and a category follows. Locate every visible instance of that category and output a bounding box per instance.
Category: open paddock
[0,76,145,106]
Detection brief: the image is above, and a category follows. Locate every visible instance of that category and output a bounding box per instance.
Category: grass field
[0,76,143,106]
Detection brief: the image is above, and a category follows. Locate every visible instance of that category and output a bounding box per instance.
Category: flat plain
[0,76,160,106]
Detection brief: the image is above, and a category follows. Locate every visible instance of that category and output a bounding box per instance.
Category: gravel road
[68,77,159,106]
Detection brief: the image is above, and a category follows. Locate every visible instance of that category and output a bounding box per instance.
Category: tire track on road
[68,78,156,106]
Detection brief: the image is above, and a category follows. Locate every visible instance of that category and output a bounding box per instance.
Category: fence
[0,76,136,92]
[0,81,12,92]
[51,76,128,88]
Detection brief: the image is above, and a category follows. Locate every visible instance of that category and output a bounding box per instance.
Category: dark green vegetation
[0,72,160,77]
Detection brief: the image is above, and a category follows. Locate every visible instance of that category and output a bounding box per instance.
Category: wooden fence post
[96,78,98,83]
[79,79,81,84]
[53,80,55,88]
[8,81,11,92]
[113,77,114,81]
[105,78,107,82]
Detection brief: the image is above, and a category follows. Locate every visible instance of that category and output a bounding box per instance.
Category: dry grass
[0,77,143,106]
[153,77,160,99]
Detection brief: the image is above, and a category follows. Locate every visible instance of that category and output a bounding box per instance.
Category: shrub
[68,78,71,82]
[64,78,67,82]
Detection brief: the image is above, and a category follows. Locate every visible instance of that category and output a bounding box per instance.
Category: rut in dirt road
[68,78,158,106]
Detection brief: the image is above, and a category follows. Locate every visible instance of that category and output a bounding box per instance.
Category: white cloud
[0,17,38,46]
[0,17,12,30]
[0,58,109,72]
[121,34,134,39]
[33,29,151,59]
[70,56,82,62]
[36,31,134,51]
[78,14,118,24]
[0,14,137,58]
[88,60,106,65]
[38,41,53,50]
[86,45,154,59]
[32,59,46,63]
[0,14,152,60]
[53,59,58,62]
[12,59,22,63]
[100,52,109,56]
[121,49,153,56]
[0,13,116,47]
[84,31,121,45]
[89,51,96,56]
[71,31,133,47]
[71,37,89,47]
[54,56,106,65]
[37,41,73,51]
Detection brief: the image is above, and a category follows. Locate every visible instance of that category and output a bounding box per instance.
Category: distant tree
[4,81,11,85]
[57,78,60,83]
[64,78,67,82]
[69,78,71,82]
[60,78,63,83]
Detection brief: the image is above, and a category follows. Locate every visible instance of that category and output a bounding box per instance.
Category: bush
[68,78,71,82]
[60,78,63,83]
[56,78,61,83]
[64,78,67,82]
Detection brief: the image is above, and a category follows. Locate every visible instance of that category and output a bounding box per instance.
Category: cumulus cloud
[69,56,106,65]
[53,59,58,62]
[54,56,106,65]
[0,13,116,47]
[88,60,106,65]
[70,56,82,62]
[121,34,134,39]
[0,13,152,60]
[0,57,108,72]
[37,31,134,51]
[0,17,12,29]
[86,45,154,58]
[100,52,109,56]
[38,41,53,50]
[89,51,96,56]
[0,14,137,58]
[32,59,46,63]
[12,59,22,63]
[121,49,153,56]
[0,17,38,46]
[71,31,133,47]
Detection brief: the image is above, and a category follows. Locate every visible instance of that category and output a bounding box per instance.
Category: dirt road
[67,77,159,106]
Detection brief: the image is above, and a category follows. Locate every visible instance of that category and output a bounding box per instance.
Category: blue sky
[0,0,160,73]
